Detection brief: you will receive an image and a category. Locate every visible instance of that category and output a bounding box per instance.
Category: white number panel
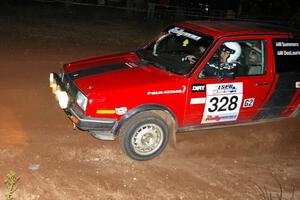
[202,83,243,124]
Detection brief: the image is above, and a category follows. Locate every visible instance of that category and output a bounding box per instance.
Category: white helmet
[221,42,241,63]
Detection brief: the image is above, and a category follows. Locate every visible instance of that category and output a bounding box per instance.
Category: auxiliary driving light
[49,73,54,83]
[49,73,55,87]
[49,73,58,93]
[57,91,69,109]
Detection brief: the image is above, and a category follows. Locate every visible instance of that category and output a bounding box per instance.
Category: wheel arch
[113,104,178,138]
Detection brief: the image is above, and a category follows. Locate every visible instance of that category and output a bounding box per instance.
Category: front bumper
[49,72,117,136]
[66,104,117,132]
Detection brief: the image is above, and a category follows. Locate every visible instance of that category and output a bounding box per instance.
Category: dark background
[2,0,300,28]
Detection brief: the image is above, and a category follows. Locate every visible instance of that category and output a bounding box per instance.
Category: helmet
[221,42,241,63]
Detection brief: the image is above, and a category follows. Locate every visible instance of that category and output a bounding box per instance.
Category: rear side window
[272,39,300,73]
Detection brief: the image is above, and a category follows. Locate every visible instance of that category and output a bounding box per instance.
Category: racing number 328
[208,96,238,112]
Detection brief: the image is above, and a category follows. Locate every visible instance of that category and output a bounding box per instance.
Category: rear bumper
[49,72,117,136]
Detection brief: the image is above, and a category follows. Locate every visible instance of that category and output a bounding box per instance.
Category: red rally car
[50,21,300,161]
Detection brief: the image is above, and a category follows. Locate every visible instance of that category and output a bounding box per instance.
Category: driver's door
[184,36,274,126]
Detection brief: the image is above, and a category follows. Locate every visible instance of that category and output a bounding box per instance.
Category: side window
[199,40,265,78]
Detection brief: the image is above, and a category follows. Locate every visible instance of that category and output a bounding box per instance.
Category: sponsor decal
[296,82,300,89]
[147,86,186,95]
[190,98,206,105]
[209,82,243,95]
[192,84,206,92]
[115,107,127,115]
[168,27,201,41]
[243,98,255,108]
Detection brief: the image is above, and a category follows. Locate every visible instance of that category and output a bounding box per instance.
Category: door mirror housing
[220,69,235,80]
[224,70,235,80]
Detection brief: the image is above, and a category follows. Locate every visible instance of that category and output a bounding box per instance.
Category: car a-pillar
[115,106,177,161]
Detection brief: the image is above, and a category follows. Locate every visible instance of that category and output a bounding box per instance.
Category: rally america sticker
[201,82,243,124]
[202,114,239,123]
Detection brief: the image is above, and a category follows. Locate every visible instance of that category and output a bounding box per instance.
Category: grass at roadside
[4,171,20,200]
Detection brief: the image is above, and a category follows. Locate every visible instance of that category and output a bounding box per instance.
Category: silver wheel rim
[131,123,164,156]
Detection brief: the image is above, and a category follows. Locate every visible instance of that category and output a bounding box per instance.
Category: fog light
[49,73,54,83]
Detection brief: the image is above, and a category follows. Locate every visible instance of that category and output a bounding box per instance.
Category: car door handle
[255,82,270,86]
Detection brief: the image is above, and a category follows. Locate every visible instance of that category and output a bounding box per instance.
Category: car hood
[64,52,186,95]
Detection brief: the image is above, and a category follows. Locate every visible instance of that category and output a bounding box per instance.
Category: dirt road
[0,3,299,200]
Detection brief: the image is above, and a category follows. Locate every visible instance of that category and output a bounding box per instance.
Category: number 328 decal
[202,83,243,124]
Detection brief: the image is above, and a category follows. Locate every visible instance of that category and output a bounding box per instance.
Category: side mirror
[220,69,235,80]
[224,70,235,80]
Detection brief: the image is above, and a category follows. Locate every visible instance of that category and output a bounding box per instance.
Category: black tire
[119,112,169,161]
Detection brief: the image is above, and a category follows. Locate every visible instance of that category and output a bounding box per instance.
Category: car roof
[176,20,292,39]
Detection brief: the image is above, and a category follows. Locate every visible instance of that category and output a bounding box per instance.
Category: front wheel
[119,112,169,161]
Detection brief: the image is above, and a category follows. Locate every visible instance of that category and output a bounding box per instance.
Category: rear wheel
[119,112,169,161]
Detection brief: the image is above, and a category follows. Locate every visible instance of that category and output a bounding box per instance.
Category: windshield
[136,26,213,75]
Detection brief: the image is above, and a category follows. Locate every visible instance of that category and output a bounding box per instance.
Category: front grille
[61,72,78,102]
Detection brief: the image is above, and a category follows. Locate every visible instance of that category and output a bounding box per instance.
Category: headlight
[76,91,87,111]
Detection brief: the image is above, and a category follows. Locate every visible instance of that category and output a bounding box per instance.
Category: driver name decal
[275,42,299,47]
[277,50,300,56]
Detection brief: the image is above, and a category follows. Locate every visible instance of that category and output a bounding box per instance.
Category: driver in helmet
[202,42,241,77]
[182,46,206,64]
